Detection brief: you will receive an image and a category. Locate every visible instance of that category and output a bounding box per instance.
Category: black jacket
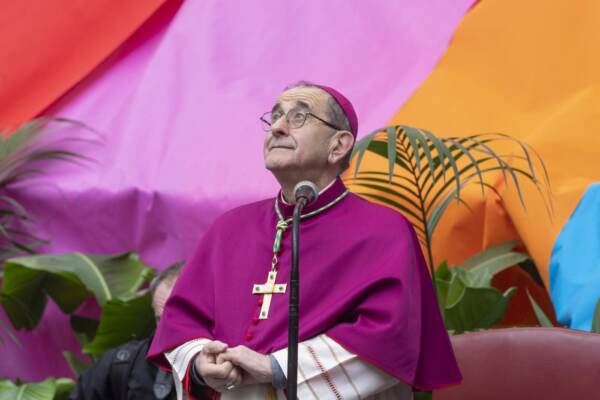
[69,337,175,400]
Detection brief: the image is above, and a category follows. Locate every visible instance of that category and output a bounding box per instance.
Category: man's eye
[271,112,283,123]
[291,111,306,123]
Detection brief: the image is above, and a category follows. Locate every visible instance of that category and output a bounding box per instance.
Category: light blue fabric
[550,183,600,330]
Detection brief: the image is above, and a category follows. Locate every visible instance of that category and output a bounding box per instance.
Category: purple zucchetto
[314,84,358,136]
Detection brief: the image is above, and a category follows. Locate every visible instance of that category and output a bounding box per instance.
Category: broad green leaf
[0,378,56,400]
[413,391,432,400]
[53,379,75,400]
[467,252,528,281]
[435,279,449,315]
[1,252,153,331]
[86,253,155,300]
[83,292,155,357]
[434,261,451,281]
[526,289,553,328]
[461,267,494,288]
[63,351,90,377]
[70,315,100,346]
[445,274,466,309]
[593,297,600,333]
[0,267,48,330]
[445,286,516,333]
[461,241,520,270]
[474,287,517,329]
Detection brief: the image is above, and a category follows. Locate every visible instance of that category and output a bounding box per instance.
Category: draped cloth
[148,178,461,390]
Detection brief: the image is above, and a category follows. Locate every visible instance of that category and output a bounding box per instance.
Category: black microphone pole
[287,195,306,400]
[287,181,317,400]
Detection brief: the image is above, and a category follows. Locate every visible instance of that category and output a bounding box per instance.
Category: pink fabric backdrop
[1,0,474,381]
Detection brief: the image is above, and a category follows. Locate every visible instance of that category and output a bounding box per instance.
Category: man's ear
[328,131,355,165]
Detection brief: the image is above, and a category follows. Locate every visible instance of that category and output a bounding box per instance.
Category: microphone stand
[287,196,307,400]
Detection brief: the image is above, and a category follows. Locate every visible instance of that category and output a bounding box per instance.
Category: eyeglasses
[260,108,342,132]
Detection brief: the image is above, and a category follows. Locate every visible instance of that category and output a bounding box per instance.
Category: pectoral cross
[252,269,287,319]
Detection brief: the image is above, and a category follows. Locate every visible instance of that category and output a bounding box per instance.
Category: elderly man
[148,82,461,399]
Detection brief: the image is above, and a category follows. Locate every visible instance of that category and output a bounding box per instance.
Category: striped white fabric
[272,335,412,400]
[165,338,210,400]
[166,335,412,400]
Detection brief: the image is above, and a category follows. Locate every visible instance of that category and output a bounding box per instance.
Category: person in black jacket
[69,262,183,400]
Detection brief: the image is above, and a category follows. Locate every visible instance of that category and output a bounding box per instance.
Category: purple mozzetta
[148,178,461,390]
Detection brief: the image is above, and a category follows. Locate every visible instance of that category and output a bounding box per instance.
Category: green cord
[271,190,349,254]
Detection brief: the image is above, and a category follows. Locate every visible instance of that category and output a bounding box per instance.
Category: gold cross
[252,270,287,319]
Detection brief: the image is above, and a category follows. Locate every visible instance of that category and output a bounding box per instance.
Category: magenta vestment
[149,178,461,389]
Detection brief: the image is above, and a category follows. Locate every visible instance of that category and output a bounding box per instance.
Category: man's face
[263,87,335,174]
[152,278,176,323]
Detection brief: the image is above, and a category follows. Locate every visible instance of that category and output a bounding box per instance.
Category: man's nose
[270,117,289,137]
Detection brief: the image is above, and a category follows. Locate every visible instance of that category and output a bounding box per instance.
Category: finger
[220,347,249,369]
[197,349,217,366]
[203,340,228,355]
[216,349,236,364]
[202,361,234,380]
[226,366,243,386]
[216,352,232,365]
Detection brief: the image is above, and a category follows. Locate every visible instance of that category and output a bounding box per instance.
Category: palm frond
[0,117,90,262]
[350,125,552,284]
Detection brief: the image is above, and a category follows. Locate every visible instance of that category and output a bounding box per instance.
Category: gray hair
[284,81,354,172]
[149,261,184,297]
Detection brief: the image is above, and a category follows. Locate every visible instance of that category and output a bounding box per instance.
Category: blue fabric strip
[550,183,600,330]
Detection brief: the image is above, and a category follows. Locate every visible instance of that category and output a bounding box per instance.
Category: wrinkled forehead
[273,87,330,113]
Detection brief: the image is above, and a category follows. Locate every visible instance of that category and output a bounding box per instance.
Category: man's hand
[194,340,243,392]
[217,345,273,385]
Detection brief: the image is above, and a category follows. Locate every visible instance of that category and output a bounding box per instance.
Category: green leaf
[83,292,155,357]
[445,274,466,309]
[413,391,432,400]
[434,261,451,281]
[426,185,462,237]
[53,379,75,400]
[63,351,90,377]
[593,297,600,333]
[385,126,398,181]
[461,267,494,288]
[526,289,554,328]
[461,241,520,270]
[70,315,100,346]
[444,286,516,334]
[352,130,380,176]
[468,251,527,281]
[0,378,58,400]
[435,279,449,315]
[1,252,153,330]
[0,267,48,330]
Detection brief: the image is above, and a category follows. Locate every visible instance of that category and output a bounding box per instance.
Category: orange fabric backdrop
[346,0,600,324]
[0,0,168,132]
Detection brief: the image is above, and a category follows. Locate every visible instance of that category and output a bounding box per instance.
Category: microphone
[287,180,318,400]
[293,181,319,206]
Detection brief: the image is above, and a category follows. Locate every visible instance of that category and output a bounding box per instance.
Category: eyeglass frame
[260,108,343,132]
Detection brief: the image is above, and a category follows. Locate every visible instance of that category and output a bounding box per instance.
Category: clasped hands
[194,340,272,392]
